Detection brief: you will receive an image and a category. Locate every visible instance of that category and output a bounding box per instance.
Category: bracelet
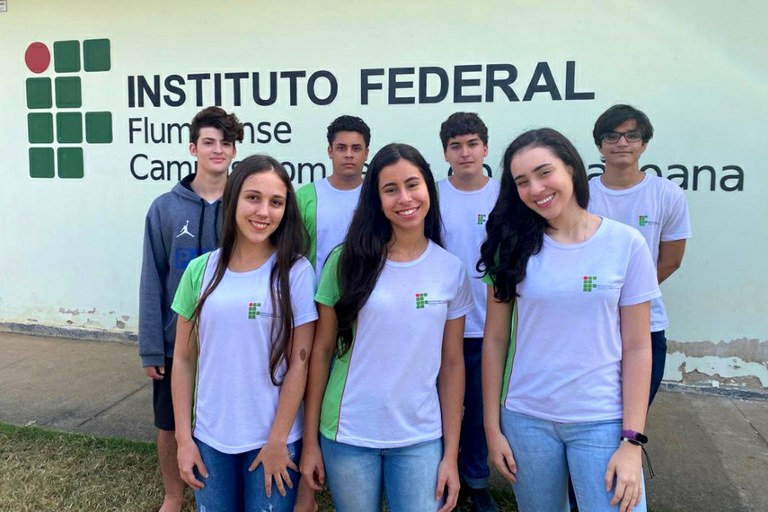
[620,429,648,445]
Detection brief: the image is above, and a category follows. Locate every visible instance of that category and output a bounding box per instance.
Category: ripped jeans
[193,437,302,512]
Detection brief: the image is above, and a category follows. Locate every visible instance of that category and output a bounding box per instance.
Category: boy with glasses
[589,104,691,406]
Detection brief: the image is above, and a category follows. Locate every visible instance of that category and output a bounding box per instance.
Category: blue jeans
[649,330,667,406]
[459,337,490,488]
[193,438,302,512]
[500,408,646,512]
[320,436,443,512]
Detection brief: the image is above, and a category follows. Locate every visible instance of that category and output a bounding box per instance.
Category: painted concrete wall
[0,0,765,390]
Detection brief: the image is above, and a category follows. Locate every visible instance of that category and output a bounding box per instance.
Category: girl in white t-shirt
[480,129,659,512]
[300,143,472,512]
[171,155,318,512]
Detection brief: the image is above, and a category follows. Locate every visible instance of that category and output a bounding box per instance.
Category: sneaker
[468,487,498,512]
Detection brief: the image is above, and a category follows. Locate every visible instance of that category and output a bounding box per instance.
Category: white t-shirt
[589,173,691,331]
[172,250,318,454]
[297,178,362,281]
[500,218,660,423]
[316,241,473,448]
[438,177,500,337]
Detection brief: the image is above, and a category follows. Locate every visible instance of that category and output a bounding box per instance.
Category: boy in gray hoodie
[139,106,243,512]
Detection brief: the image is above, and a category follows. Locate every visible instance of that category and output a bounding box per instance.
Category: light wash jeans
[500,408,647,512]
[193,437,302,512]
[320,436,444,512]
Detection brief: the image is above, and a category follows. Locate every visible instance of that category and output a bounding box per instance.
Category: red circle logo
[25,42,51,74]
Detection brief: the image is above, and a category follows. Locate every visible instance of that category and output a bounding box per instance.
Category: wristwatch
[620,429,648,446]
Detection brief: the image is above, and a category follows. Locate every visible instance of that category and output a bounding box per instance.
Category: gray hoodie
[138,174,221,367]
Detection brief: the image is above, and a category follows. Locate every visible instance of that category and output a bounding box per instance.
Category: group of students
[139,106,691,512]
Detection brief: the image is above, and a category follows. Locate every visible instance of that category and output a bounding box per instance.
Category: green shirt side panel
[169,251,211,431]
[481,273,517,405]
[314,245,342,306]
[314,247,351,440]
[171,252,212,320]
[296,183,318,268]
[500,301,518,405]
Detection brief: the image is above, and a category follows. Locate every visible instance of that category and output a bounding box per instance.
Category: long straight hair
[334,143,443,356]
[479,128,589,303]
[191,155,308,385]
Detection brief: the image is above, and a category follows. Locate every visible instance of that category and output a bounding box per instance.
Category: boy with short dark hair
[297,115,371,278]
[589,104,691,406]
[139,106,243,512]
[438,112,499,512]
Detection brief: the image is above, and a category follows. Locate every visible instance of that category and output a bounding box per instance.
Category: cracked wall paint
[665,352,768,388]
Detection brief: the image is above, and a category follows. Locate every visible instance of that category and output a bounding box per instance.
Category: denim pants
[500,408,646,512]
[193,437,302,512]
[320,436,443,512]
[649,330,667,406]
[459,337,490,488]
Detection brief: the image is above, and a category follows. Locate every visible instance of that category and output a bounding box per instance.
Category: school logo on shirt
[638,215,649,227]
[248,302,261,319]
[477,213,488,225]
[415,292,447,309]
[582,276,598,292]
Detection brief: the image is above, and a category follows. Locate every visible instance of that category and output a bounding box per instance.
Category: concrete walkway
[1,331,766,511]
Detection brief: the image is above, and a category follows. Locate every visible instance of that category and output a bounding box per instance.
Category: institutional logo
[24,39,112,179]
[248,302,261,319]
[415,292,428,309]
[582,275,598,292]
[477,213,487,225]
[638,215,649,226]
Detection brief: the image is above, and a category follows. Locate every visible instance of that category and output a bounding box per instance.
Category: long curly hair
[479,128,589,302]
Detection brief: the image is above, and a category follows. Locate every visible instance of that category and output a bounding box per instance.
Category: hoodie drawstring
[197,198,205,256]
[213,201,221,247]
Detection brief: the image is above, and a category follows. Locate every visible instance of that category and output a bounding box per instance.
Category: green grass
[0,423,520,511]
[0,423,196,511]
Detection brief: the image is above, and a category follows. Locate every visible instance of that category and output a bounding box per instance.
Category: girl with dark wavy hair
[171,155,318,511]
[479,129,658,512]
[300,143,472,512]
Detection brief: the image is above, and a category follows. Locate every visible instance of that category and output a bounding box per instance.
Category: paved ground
[1,331,766,511]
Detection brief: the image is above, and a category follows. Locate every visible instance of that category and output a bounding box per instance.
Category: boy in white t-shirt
[438,112,499,512]
[589,104,692,405]
[297,115,371,280]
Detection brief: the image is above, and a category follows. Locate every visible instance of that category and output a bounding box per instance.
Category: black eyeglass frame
[601,130,643,144]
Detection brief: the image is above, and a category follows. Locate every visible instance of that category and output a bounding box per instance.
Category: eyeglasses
[601,130,643,144]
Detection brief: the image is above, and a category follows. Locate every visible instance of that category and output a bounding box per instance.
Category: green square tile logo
[24,39,112,179]
[55,77,82,108]
[477,213,487,225]
[29,148,55,178]
[85,112,113,143]
[415,292,428,309]
[83,39,111,71]
[57,112,83,143]
[582,275,597,292]
[53,40,80,72]
[28,113,54,143]
[58,148,84,179]
[638,215,648,227]
[26,78,52,109]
